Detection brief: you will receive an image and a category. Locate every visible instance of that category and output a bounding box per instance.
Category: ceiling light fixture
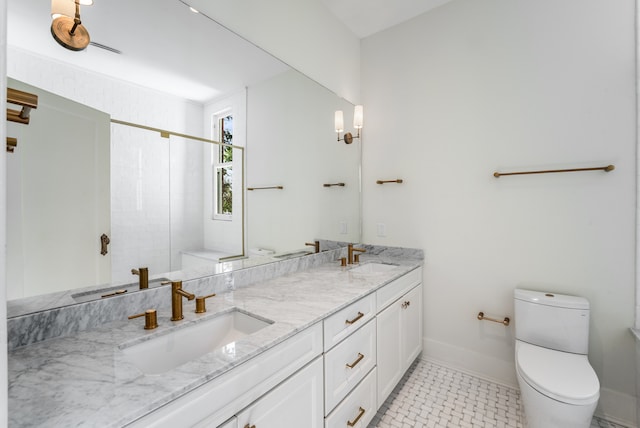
[335,105,363,144]
[50,0,92,51]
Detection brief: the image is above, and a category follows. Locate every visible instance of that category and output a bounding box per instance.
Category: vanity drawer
[325,367,377,428]
[324,293,375,351]
[324,318,376,413]
[376,266,422,312]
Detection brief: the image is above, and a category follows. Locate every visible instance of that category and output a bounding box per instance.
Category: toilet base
[517,370,598,428]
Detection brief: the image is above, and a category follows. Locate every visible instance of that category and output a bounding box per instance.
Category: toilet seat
[516,341,599,406]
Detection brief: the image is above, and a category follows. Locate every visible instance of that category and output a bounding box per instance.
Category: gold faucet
[347,244,366,264]
[131,267,149,289]
[305,241,320,253]
[164,280,195,321]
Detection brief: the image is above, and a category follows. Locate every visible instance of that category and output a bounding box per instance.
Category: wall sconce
[335,105,363,144]
[50,0,93,51]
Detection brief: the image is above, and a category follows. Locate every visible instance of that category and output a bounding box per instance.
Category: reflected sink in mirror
[71,278,170,304]
[273,250,314,260]
[349,262,399,274]
[119,309,273,375]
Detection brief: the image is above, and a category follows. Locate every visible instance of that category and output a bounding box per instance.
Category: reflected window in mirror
[213,111,234,220]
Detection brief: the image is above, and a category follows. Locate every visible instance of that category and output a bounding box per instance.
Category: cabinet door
[376,299,402,408]
[237,357,323,428]
[401,284,423,371]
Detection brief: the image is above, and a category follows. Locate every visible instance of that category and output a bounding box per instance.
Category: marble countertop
[8,255,422,427]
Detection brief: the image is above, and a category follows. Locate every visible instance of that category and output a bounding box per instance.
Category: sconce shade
[51,0,75,18]
[334,111,344,133]
[353,105,363,129]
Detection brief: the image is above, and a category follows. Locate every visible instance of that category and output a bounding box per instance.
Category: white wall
[361,0,636,424]
[188,0,361,104]
[0,0,9,424]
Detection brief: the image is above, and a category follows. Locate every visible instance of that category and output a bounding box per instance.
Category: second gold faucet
[163,280,195,321]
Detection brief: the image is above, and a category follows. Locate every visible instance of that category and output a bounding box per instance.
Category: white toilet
[514,289,600,428]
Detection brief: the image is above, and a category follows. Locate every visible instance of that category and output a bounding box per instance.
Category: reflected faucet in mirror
[306,241,320,253]
[131,267,149,289]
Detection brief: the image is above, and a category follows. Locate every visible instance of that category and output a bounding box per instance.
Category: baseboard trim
[595,387,637,428]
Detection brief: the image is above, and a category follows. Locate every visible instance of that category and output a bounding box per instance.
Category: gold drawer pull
[347,406,366,426]
[244,424,256,428]
[345,311,364,325]
[346,353,364,369]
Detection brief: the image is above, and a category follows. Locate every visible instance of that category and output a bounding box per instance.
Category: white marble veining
[8,246,423,427]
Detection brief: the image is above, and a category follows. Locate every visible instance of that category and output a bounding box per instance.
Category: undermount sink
[349,262,399,274]
[119,309,272,375]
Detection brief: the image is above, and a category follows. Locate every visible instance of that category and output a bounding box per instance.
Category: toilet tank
[514,289,590,354]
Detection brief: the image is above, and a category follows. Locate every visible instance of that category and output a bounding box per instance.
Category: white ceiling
[321,0,452,38]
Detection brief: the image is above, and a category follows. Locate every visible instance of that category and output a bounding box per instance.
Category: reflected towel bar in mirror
[376,179,403,185]
[247,186,284,191]
[493,164,614,178]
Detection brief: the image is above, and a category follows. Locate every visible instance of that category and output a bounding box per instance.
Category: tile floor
[368,359,629,428]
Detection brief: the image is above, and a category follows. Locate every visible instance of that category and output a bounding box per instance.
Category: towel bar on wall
[477,311,510,326]
[323,182,345,187]
[493,164,614,178]
[376,179,403,185]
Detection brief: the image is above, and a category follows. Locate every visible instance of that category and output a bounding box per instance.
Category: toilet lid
[516,341,600,405]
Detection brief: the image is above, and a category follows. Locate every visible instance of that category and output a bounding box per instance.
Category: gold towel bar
[323,182,345,187]
[7,88,38,124]
[494,165,614,178]
[247,186,284,191]
[6,137,17,153]
[376,179,403,184]
[477,311,510,326]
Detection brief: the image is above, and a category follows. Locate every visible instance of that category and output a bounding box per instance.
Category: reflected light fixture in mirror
[50,0,93,51]
[335,105,363,144]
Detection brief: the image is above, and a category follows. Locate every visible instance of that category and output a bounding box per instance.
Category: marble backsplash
[7,243,424,350]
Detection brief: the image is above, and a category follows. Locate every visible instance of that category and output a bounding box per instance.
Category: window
[213,112,233,219]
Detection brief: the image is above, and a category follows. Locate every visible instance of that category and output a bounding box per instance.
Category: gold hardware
[195,293,217,313]
[494,164,615,178]
[244,425,256,428]
[323,182,345,187]
[545,293,555,297]
[100,233,110,256]
[347,244,366,264]
[7,88,38,124]
[101,289,127,298]
[128,309,158,330]
[6,137,17,153]
[354,254,360,264]
[401,301,411,309]
[347,407,366,426]
[345,312,364,325]
[477,311,510,326]
[160,131,170,138]
[162,281,195,321]
[345,353,364,369]
[305,241,320,253]
[51,0,91,51]
[376,179,404,184]
[340,257,347,267]
[247,186,284,191]
[131,267,149,289]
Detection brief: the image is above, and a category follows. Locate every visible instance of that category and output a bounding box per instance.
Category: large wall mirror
[6,0,361,315]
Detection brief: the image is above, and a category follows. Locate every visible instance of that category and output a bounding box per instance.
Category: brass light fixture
[50,0,93,51]
[335,105,363,144]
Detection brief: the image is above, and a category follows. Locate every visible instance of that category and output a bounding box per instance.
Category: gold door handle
[100,233,110,256]
[347,406,366,426]
[345,311,364,325]
[346,353,364,369]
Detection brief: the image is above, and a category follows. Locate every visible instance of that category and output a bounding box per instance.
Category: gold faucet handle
[195,293,217,314]
[339,257,347,267]
[128,309,158,330]
[354,254,361,264]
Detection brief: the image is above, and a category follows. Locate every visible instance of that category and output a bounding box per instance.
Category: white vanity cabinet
[236,357,324,428]
[376,268,423,408]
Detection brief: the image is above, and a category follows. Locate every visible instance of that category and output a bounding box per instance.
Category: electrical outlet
[377,223,386,237]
